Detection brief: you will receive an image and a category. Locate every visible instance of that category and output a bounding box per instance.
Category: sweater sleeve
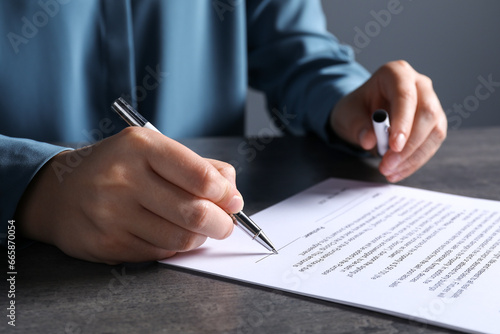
[0,135,70,247]
[246,0,370,141]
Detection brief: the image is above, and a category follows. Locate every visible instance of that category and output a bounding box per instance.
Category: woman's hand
[330,60,447,182]
[16,127,243,264]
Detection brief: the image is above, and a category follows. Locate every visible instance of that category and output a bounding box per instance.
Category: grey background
[246,0,500,136]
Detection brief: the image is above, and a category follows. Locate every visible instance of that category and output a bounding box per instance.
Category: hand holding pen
[18,99,276,264]
[112,98,277,254]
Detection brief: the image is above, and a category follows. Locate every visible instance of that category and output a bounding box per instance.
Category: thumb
[330,97,377,151]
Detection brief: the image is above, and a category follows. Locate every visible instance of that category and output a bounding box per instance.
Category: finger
[125,128,243,213]
[206,159,239,189]
[383,125,445,183]
[137,168,234,239]
[329,91,378,151]
[378,61,418,152]
[124,236,178,261]
[380,74,446,175]
[76,182,210,262]
[101,234,179,263]
[380,110,431,175]
[359,128,378,152]
[76,225,178,264]
[127,206,208,252]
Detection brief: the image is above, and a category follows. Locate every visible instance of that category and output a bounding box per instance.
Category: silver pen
[111,97,278,254]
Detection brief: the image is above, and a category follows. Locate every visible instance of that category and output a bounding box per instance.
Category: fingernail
[227,195,244,213]
[393,133,406,152]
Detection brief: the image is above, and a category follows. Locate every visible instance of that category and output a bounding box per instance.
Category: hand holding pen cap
[329,62,447,184]
[372,108,411,182]
[112,98,278,254]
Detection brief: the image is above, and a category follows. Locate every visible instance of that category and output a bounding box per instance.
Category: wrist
[15,151,69,245]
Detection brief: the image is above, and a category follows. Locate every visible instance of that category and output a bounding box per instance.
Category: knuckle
[379,60,417,85]
[397,86,416,104]
[381,60,411,74]
[85,199,115,225]
[184,199,211,231]
[176,232,200,251]
[198,165,230,203]
[219,162,237,180]
[419,107,447,143]
[84,191,130,227]
[419,99,445,121]
[435,122,448,142]
[418,104,437,121]
[121,127,153,151]
[419,74,433,88]
[198,164,218,195]
[392,59,412,71]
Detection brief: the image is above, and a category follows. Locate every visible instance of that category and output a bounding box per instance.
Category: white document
[160,178,500,334]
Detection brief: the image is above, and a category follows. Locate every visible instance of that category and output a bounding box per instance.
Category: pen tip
[273,249,278,254]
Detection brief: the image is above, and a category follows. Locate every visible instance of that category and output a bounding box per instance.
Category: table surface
[2,127,499,334]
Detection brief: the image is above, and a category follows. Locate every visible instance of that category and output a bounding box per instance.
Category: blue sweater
[0,0,369,246]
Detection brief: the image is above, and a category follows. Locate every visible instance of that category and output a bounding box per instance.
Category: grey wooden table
[2,127,499,334]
